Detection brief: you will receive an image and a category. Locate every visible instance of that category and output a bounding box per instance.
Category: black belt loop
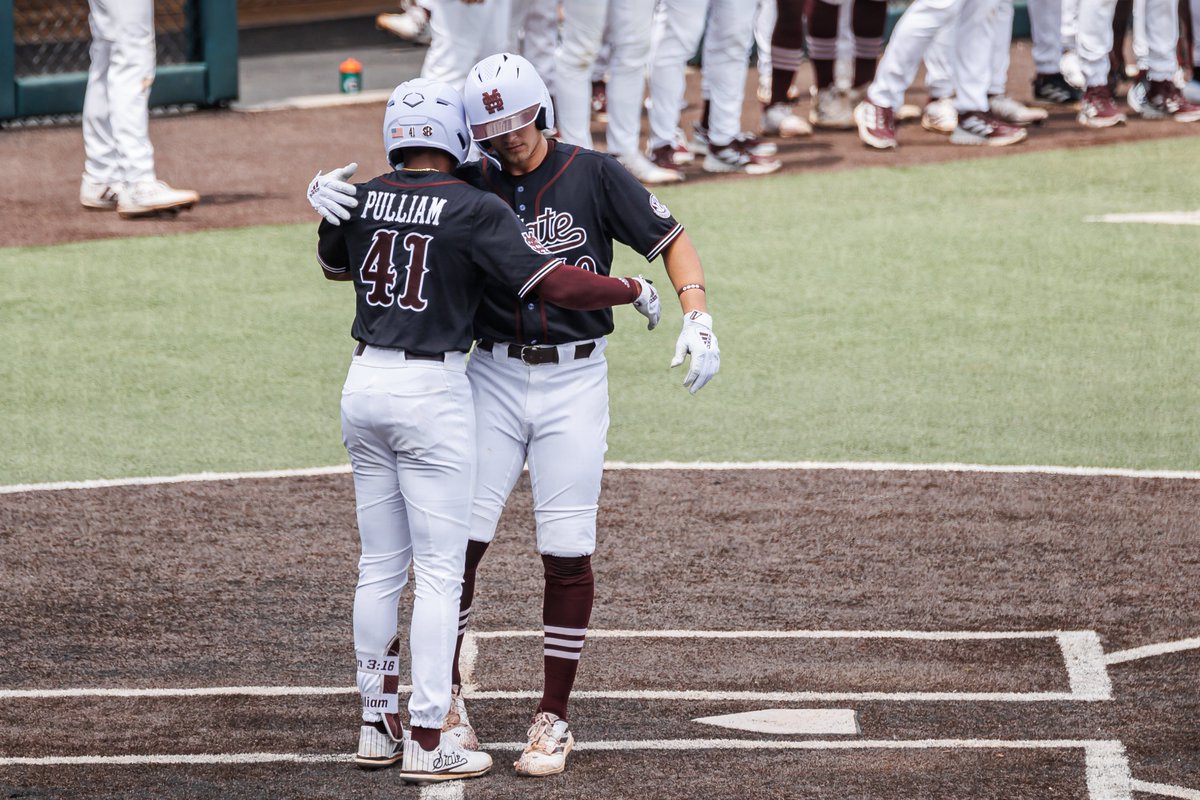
[574,342,596,360]
[354,341,366,356]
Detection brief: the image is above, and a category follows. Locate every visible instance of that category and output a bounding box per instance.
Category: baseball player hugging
[309,52,719,779]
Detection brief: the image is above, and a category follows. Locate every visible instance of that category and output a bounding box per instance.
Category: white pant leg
[468,350,532,544]
[1028,0,1063,73]
[84,0,156,185]
[1062,0,1080,47]
[924,14,959,98]
[1141,0,1178,80]
[341,353,475,730]
[990,0,1014,95]
[648,0,707,150]
[755,0,777,77]
[1076,0,1119,86]
[836,0,854,88]
[952,0,1002,112]
[525,348,609,558]
[1131,0,1148,68]
[701,0,757,146]
[1193,0,1200,66]
[867,0,965,109]
[604,0,657,156]
[422,0,512,88]
[556,0,609,146]
[525,0,561,93]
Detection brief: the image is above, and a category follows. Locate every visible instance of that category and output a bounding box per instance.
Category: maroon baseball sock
[537,554,594,720]
[411,726,440,751]
[852,0,887,88]
[806,0,839,90]
[451,539,490,687]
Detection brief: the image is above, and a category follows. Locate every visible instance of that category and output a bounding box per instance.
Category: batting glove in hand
[307,162,359,225]
[632,275,661,330]
[671,310,720,394]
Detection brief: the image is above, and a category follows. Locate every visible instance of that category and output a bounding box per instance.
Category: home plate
[693,709,860,735]
[1085,210,1200,225]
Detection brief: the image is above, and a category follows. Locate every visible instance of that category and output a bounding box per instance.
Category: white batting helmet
[463,52,555,141]
[382,78,471,167]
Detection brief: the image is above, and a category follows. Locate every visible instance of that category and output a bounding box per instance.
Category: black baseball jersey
[317,170,564,354]
[457,141,683,345]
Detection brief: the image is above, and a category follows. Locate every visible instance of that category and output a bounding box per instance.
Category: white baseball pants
[468,340,609,558]
[555,0,609,147]
[924,0,1015,97]
[754,0,777,79]
[421,0,512,88]
[82,0,156,186]
[867,0,1003,114]
[1028,0,1065,74]
[650,0,758,150]
[1077,0,1176,85]
[510,0,559,94]
[341,347,475,730]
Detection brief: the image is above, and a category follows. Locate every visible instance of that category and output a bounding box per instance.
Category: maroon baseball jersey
[457,141,683,345]
[317,170,563,354]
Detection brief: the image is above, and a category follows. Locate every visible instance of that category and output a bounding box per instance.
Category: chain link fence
[12,0,194,78]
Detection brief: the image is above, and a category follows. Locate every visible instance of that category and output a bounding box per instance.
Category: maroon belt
[477,340,596,365]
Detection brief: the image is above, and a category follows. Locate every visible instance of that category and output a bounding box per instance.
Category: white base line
[1104,637,1200,665]
[1131,779,1200,799]
[473,629,1076,639]
[1086,740,1133,800]
[0,738,1124,767]
[1059,632,1114,701]
[3,460,1197,494]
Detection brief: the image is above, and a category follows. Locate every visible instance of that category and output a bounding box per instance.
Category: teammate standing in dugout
[314,76,660,783]
[309,52,719,777]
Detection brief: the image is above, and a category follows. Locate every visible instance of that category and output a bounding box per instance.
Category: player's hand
[631,275,660,330]
[307,162,359,225]
[670,310,720,394]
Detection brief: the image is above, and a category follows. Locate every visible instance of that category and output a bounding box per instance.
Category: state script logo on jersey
[528,207,587,254]
[649,194,671,219]
[482,89,504,114]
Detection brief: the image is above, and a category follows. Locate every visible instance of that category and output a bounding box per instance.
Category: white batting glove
[632,275,660,330]
[307,162,358,225]
[671,310,720,394]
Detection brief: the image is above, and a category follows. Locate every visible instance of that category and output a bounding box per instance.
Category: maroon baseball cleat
[1077,85,1126,127]
[854,99,897,149]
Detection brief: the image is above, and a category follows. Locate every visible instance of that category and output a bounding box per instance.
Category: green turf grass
[2,137,1197,484]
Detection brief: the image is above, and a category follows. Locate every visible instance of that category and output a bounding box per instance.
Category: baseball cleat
[513,711,574,777]
[988,94,1048,125]
[356,720,404,769]
[1129,79,1200,122]
[1031,73,1083,106]
[949,111,1028,146]
[921,97,958,134]
[762,102,813,137]
[375,7,430,45]
[616,153,683,185]
[702,139,782,175]
[1077,85,1127,128]
[443,684,480,751]
[80,176,120,210]
[400,733,492,783]
[809,85,854,129]
[117,180,199,218]
[854,99,897,149]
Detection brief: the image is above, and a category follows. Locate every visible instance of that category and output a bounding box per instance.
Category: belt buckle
[517,344,543,365]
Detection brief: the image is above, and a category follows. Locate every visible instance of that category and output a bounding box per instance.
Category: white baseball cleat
[117,180,199,218]
[376,7,430,44]
[616,153,683,186]
[988,94,1048,125]
[513,711,575,777]
[80,176,121,210]
[809,86,854,129]
[442,684,480,751]
[921,97,958,134]
[400,732,492,783]
[762,102,813,137]
[355,721,404,769]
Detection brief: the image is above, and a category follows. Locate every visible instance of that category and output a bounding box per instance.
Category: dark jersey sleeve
[470,193,564,298]
[316,218,351,279]
[599,155,685,262]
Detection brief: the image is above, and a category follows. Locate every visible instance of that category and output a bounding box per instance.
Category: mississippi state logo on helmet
[463,53,555,141]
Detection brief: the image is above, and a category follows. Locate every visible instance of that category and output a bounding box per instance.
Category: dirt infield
[3,49,1198,248]
[1,469,1197,798]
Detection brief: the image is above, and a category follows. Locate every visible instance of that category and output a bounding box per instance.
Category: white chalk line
[0,738,1128,768]
[420,782,464,800]
[1086,740,1133,800]
[1085,210,1200,226]
[4,460,1198,494]
[1059,631,1114,701]
[1103,637,1200,665]
[1131,780,1200,799]
[473,628,1074,640]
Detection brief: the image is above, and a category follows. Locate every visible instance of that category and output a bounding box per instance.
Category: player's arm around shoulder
[470,192,657,322]
[316,218,353,281]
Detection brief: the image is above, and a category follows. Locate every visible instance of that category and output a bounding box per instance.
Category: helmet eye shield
[469,102,542,141]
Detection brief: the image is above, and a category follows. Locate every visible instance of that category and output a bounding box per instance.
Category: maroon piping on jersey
[377,176,465,189]
[534,142,579,217]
